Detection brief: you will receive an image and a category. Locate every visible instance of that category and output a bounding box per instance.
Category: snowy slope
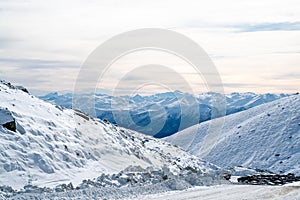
[0,80,217,189]
[166,95,300,174]
[39,91,290,138]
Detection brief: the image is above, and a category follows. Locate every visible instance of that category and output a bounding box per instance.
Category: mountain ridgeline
[39,91,291,138]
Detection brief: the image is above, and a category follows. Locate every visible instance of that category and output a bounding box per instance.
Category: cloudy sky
[0,0,299,95]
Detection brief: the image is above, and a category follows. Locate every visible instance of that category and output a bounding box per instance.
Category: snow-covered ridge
[166,95,300,175]
[0,80,218,190]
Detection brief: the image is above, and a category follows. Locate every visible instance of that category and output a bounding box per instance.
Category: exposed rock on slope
[0,108,16,132]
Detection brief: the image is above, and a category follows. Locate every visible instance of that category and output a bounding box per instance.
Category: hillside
[166,95,300,175]
[0,80,217,190]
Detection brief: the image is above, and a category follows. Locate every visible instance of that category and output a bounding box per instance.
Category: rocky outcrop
[0,108,16,132]
[237,173,300,185]
[2,120,16,132]
[16,86,29,93]
[0,80,29,94]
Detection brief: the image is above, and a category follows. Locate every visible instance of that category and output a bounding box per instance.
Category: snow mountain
[39,91,290,138]
[166,95,300,175]
[0,80,218,190]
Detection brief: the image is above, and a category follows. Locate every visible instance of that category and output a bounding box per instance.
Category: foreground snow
[4,183,300,200]
[136,184,300,200]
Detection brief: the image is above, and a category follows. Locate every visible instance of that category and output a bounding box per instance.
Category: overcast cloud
[0,0,299,94]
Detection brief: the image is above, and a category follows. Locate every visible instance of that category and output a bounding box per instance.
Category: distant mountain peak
[132,94,144,101]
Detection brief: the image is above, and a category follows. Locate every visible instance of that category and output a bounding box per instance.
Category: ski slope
[166,95,300,174]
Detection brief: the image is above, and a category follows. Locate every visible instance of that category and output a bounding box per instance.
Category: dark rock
[2,120,16,132]
[237,173,300,186]
[74,110,90,121]
[16,86,29,94]
[221,173,231,180]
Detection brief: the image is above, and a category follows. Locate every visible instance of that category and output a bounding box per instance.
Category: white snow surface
[0,81,217,189]
[5,183,300,200]
[135,184,300,200]
[166,95,300,174]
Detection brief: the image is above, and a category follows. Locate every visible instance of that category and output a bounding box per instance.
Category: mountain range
[40,91,291,138]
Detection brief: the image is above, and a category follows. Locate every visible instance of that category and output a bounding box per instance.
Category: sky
[0,0,299,95]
